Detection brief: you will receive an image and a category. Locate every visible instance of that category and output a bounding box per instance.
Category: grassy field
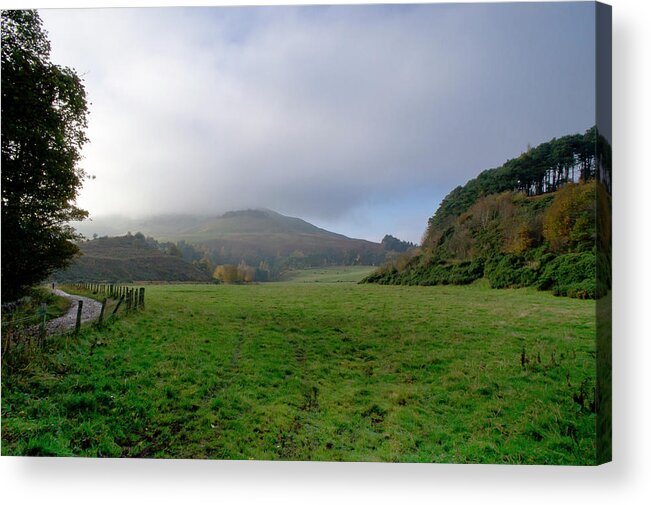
[278,266,377,283]
[1,280,598,463]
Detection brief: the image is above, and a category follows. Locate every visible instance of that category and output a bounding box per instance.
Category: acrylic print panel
[0,2,611,465]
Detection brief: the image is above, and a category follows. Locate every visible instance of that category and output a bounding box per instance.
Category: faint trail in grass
[276,332,323,459]
[231,318,247,368]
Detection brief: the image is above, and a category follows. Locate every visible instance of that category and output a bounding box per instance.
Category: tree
[237,260,255,283]
[213,264,239,284]
[193,255,214,276]
[381,234,416,253]
[1,10,90,300]
[167,243,183,258]
[543,181,596,253]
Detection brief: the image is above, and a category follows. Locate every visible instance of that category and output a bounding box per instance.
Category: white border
[2,1,649,504]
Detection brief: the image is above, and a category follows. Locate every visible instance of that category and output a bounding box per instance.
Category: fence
[1,302,70,356]
[65,283,146,311]
[1,312,48,357]
[1,284,146,357]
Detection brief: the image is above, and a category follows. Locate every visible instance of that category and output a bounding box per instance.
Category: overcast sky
[39,2,596,243]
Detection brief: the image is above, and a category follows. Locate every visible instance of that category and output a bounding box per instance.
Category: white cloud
[39,3,595,241]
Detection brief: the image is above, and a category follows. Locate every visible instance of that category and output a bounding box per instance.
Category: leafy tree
[381,234,416,252]
[237,259,255,282]
[543,181,596,253]
[167,243,184,258]
[1,10,90,300]
[193,255,214,276]
[213,264,239,284]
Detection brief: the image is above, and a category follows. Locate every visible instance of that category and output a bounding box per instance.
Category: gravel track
[45,288,103,334]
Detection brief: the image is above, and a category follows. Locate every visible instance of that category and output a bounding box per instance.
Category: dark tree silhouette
[1,10,90,300]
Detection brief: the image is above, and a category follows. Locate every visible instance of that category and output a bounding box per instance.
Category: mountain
[73,209,388,271]
[52,234,212,283]
[174,209,384,267]
[176,209,349,241]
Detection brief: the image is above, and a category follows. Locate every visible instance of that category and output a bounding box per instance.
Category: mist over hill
[73,214,209,241]
[175,209,386,268]
[64,209,411,281]
[76,209,367,242]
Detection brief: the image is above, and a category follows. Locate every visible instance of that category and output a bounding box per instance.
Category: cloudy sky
[39,2,596,243]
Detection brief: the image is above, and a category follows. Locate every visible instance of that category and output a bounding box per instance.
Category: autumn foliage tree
[1,10,90,300]
[213,264,239,284]
[542,181,596,253]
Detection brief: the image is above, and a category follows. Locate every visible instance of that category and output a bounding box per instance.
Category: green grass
[278,266,377,283]
[1,287,71,327]
[1,281,598,463]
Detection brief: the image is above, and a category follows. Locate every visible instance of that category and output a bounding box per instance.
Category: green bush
[485,255,538,289]
[415,259,484,286]
[553,279,598,299]
[537,252,600,299]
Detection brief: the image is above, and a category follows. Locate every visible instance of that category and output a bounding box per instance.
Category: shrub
[485,255,538,289]
[414,259,484,286]
[537,252,601,298]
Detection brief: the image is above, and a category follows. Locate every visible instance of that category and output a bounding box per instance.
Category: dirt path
[45,288,103,334]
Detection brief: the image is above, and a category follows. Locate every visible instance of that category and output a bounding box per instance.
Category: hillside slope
[180,210,385,267]
[179,209,348,240]
[52,234,212,283]
[74,209,388,270]
[364,127,612,299]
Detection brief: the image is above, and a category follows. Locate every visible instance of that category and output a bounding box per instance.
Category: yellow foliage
[543,181,596,253]
[213,264,239,283]
[504,222,534,255]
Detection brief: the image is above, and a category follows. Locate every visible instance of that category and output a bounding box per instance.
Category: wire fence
[1,284,146,360]
[1,300,49,331]
[2,307,57,357]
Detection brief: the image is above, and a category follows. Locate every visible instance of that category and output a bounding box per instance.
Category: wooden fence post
[98,298,107,325]
[139,287,145,309]
[75,300,83,334]
[112,296,124,316]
